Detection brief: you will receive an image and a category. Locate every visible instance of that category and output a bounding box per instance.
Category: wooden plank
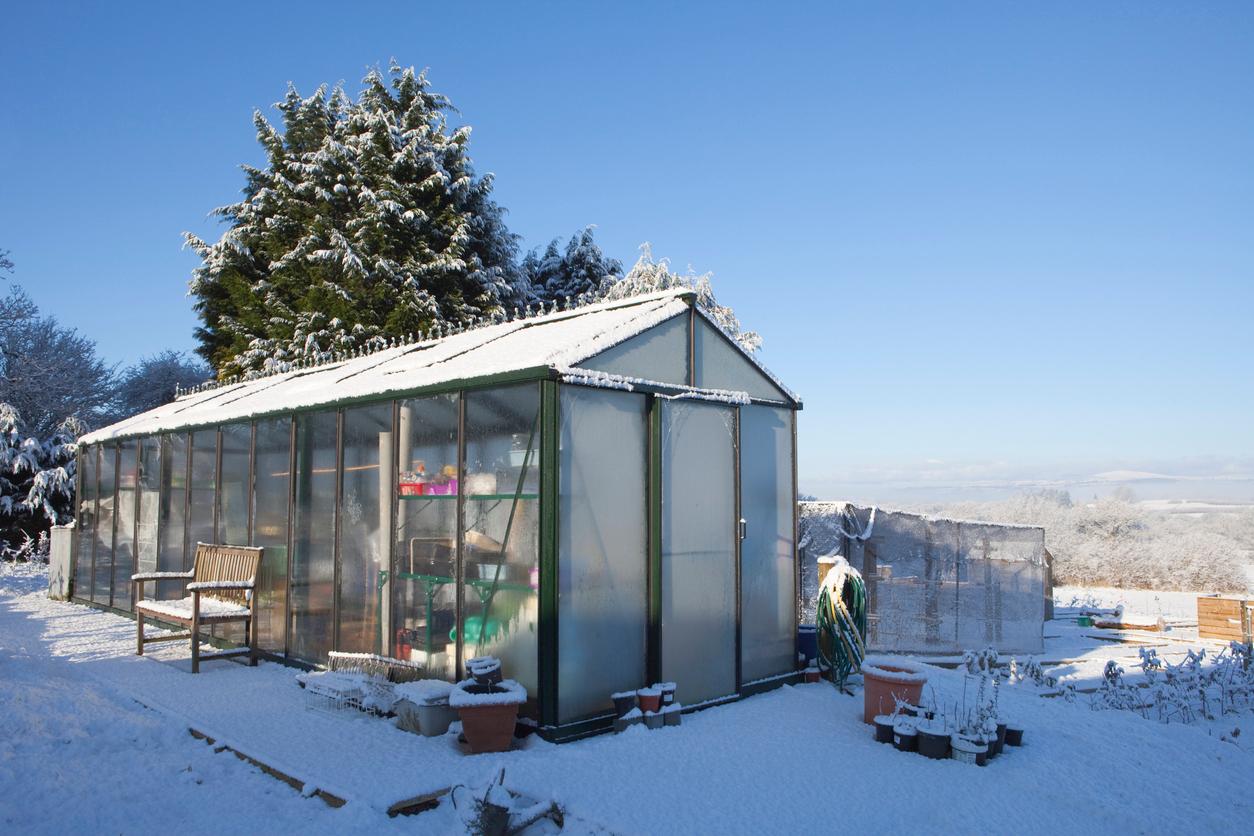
[188,728,346,808]
[387,787,451,818]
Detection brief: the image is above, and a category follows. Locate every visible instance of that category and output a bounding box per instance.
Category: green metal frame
[538,379,559,728]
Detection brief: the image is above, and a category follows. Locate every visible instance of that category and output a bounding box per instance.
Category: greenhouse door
[659,400,737,706]
[738,406,796,684]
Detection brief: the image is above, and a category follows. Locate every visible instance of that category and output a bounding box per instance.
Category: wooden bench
[132,543,264,673]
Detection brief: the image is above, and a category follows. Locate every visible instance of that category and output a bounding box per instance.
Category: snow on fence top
[82,289,797,444]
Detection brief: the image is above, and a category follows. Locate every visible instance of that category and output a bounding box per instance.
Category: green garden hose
[816,558,867,692]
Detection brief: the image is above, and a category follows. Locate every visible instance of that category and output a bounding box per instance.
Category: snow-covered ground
[3,561,1253,834]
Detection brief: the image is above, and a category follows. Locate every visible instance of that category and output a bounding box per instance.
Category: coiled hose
[816,557,867,692]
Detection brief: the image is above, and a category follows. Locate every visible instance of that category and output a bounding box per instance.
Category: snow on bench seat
[137,596,251,622]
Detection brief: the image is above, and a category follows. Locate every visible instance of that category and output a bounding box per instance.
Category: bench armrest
[132,571,194,582]
[187,580,256,591]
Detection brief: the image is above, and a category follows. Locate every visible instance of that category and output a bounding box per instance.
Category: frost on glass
[461,384,540,709]
[157,434,188,600]
[187,430,218,550]
[557,387,648,723]
[73,445,97,602]
[252,418,291,654]
[92,444,116,605]
[693,317,787,402]
[338,403,393,654]
[136,437,160,577]
[218,423,251,547]
[660,400,737,705]
[111,439,138,611]
[291,411,338,663]
[739,406,795,683]
[394,394,459,680]
[580,312,689,385]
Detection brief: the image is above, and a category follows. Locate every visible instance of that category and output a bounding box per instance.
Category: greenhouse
[72,289,801,740]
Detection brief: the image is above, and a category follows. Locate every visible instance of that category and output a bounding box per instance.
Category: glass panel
[111,439,138,611]
[253,418,291,654]
[393,394,460,680]
[187,429,218,551]
[73,445,97,601]
[580,312,689,385]
[660,400,737,705]
[157,434,188,599]
[739,406,795,682]
[92,445,116,604]
[461,385,540,710]
[136,436,160,577]
[218,423,251,546]
[291,411,338,663]
[338,403,393,654]
[557,386,648,723]
[693,317,787,401]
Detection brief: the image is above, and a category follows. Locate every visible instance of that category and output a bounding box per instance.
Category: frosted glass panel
[338,403,393,654]
[73,445,97,601]
[136,437,160,576]
[111,439,138,611]
[157,434,188,599]
[291,411,337,663]
[693,317,787,402]
[581,312,689,385]
[218,423,251,546]
[253,418,290,654]
[660,400,736,705]
[92,445,115,604]
[557,386,648,723]
[187,430,217,549]
[739,406,795,682]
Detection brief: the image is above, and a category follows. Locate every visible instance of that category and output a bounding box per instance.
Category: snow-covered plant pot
[395,680,457,737]
[658,682,678,707]
[950,735,986,765]
[663,704,682,727]
[994,722,1008,755]
[644,711,664,730]
[915,718,951,760]
[467,656,502,687]
[804,665,821,684]
[637,686,662,713]
[861,656,928,724]
[450,679,526,754]
[611,690,637,717]
[873,714,896,744]
[1004,725,1024,747]
[892,720,918,752]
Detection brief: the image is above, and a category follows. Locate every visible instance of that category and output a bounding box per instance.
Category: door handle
[739,518,747,541]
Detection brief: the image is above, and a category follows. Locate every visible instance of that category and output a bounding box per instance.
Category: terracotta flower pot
[637,687,662,713]
[457,703,518,753]
[860,656,928,724]
[450,679,526,754]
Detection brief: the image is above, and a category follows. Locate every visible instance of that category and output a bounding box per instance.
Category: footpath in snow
[2,562,1253,834]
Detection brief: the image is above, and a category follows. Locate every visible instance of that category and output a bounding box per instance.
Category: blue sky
[2,2,1251,501]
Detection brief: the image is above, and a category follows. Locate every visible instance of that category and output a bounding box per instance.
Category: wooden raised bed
[1196,595,1252,643]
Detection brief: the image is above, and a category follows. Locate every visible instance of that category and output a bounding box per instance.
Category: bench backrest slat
[192,543,263,605]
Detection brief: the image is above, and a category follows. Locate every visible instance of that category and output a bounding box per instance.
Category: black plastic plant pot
[892,727,917,752]
[975,746,989,767]
[917,729,951,760]
[995,723,1008,755]
[611,693,637,717]
[1005,727,1024,747]
[873,716,895,744]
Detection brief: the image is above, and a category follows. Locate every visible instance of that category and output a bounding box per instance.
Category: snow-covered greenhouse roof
[82,289,799,444]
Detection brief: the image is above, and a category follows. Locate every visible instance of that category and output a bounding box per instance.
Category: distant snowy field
[2,562,1253,834]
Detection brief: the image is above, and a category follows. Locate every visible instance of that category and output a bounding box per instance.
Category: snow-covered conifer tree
[187,63,530,378]
[526,226,622,304]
